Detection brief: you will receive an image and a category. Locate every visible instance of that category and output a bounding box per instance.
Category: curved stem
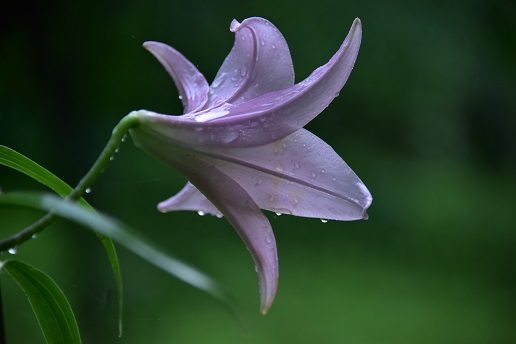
[0,112,140,252]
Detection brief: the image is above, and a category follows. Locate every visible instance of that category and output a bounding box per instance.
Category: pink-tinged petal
[204,17,295,108]
[196,129,372,220]
[143,41,209,113]
[135,19,361,148]
[158,181,223,218]
[130,128,278,314]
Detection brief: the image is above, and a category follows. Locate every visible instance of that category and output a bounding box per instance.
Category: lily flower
[129,17,372,314]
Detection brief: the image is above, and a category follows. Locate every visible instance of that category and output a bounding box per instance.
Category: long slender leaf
[0,145,123,335]
[1,260,82,344]
[0,192,227,303]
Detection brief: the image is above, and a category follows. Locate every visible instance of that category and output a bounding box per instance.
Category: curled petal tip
[230,19,241,32]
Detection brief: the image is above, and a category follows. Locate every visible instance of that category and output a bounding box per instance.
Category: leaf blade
[1,260,82,344]
[0,192,227,303]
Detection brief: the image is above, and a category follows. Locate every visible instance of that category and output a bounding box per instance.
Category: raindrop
[311,171,317,178]
[240,66,247,77]
[266,237,272,244]
[178,95,183,100]
[110,156,115,161]
[275,212,282,216]
[197,211,205,216]
[85,188,92,194]
[8,247,17,255]
[321,169,325,173]
[31,234,38,239]
[121,135,127,142]
[216,214,223,219]
[294,162,300,169]
[115,148,120,153]
[271,44,276,49]
[320,219,329,223]
[260,40,265,46]
[332,177,337,182]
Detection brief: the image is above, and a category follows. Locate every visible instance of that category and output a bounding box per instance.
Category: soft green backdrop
[1,0,515,342]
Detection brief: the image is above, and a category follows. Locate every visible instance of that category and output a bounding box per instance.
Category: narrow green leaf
[0,192,228,304]
[1,260,82,344]
[0,145,124,335]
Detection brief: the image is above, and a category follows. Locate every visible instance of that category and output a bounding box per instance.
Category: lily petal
[158,181,223,218]
[194,129,372,220]
[205,17,295,108]
[136,19,361,148]
[130,128,279,314]
[143,41,209,113]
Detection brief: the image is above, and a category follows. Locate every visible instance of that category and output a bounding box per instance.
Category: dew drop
[216,214,223,219]
[178,95,183,100]
[115,148,120,153]
[8,247,17,255]
[275,212,282,216]
[197,211,205,216]
[271,44,276,49]
[320,219,329,223]
[311,171,317,178]
[121,135,127,142]
[110,156,115,161]
[240,66,247,77]
[85,188,92,194]
[321,169,325,173]
[31,234,38,239]
[332,177,337,182]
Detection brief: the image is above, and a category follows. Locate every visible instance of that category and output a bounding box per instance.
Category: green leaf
[0,192,227,304]
[1,260,82,344]
[0,145,124,335]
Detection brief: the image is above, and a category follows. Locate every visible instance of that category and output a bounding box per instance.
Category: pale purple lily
[129,17,372,314]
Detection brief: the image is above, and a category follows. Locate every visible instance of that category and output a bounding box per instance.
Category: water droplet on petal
[8,247,17,255]
[216,214,223,219]
[332,177,337,182]
[197,211,205,216]
[311,171,317,178]
[271,44,276,49]
[178,95,183,100]
[294,162,300,169]
[293,197,300,204]
[85,188,92,194]
[275,212,282,216]
[320,219,329,223]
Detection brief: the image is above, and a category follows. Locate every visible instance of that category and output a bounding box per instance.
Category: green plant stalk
[0,113,140,252]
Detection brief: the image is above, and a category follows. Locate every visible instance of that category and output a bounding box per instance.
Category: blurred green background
[1,0,515,342]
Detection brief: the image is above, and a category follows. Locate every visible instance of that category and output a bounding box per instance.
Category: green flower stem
[0,113,140,252]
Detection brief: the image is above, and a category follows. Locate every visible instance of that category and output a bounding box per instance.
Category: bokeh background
[1,0,515,342]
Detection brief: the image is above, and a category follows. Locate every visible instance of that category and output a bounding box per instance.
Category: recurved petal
[204,17,295,109]
[143,41,209,113]
[198,128,372,220]
[130,127,278,313]
[202,18,362,145]
[158,181,223,218]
